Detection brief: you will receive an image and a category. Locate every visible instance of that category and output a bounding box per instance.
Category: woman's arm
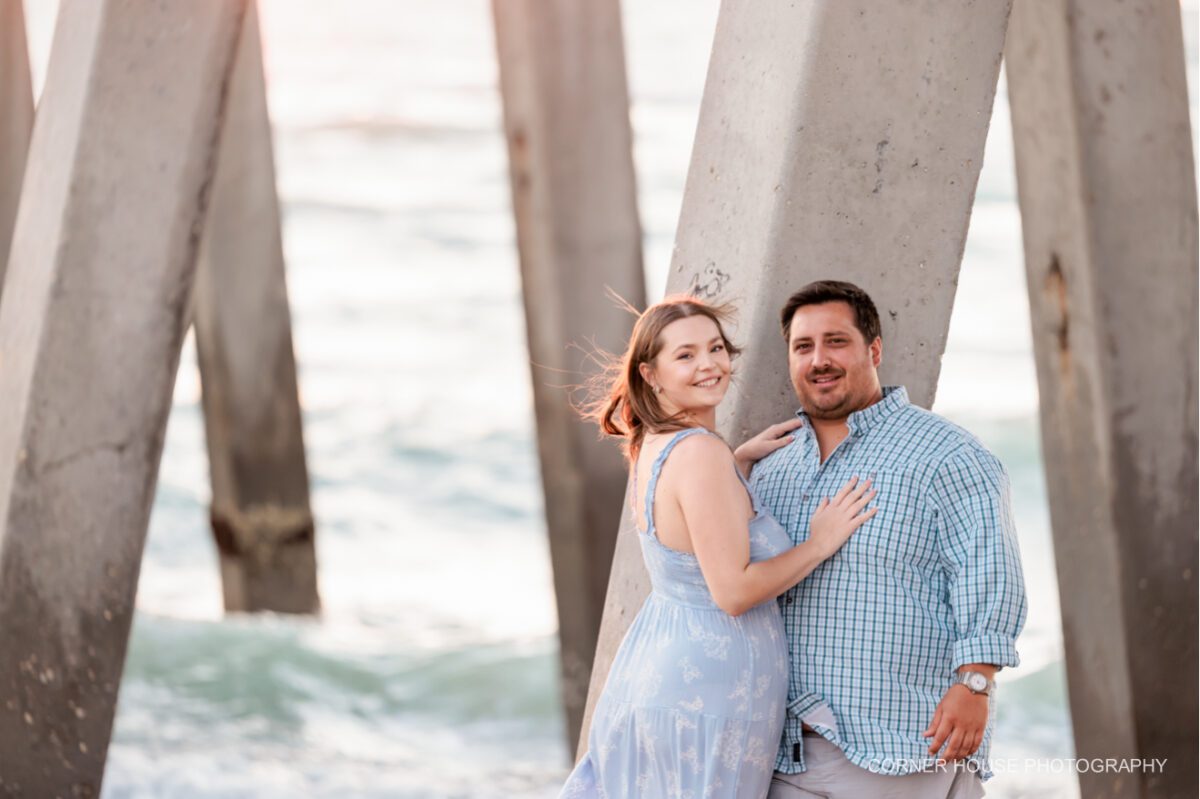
[669,435,876,616]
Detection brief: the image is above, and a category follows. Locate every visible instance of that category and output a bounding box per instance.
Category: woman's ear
[638,362,654,388]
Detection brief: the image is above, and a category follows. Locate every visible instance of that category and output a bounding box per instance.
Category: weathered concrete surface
[491,0,646,754]
[580,0,1014,754]
[193,0,318,615]
[1006,2,1198,796]
[0,0,248,793]
[0,0,33,286]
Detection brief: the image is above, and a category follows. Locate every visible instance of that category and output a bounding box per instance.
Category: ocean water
[15,1,1199,797]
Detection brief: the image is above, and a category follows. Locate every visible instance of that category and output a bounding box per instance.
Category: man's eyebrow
[790,330,852,342]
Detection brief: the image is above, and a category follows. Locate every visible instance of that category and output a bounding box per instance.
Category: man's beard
[802,393,853,420]
[798,370,854,420]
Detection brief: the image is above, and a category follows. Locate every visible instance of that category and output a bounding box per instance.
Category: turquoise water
[18,0,1198,796]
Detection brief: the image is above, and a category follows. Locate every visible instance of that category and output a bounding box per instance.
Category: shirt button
[786,597,794,604]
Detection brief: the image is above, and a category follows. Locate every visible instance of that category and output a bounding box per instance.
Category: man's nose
[811,345,831,367]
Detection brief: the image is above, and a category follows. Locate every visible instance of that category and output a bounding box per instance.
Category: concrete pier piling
[1007,1,1199,796]
[0,0,33,283]
[491,0,647,752]
[580,0,1014,752]
[0,0,248,793]
[193,0,319,615]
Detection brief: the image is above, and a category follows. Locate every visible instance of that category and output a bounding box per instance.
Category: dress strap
[643,428,711,538]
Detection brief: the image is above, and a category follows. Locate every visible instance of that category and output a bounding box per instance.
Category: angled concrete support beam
[491,0,646,752]
[0,0,33,284]
[580,0,1013,752]
[1006,1,1198,796]
[193,0,319,615]
[0,1,247,793]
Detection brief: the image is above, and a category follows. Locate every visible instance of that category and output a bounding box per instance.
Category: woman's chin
[682,394,726,413]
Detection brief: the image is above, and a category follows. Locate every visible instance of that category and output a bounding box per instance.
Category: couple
[561,281,1027,798]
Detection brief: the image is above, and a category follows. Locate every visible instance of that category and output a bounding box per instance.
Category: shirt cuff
[952,634,1020,671]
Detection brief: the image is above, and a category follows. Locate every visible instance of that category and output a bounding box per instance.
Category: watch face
[967,673,987,692]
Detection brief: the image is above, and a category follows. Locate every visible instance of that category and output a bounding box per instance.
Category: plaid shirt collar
[793,384,909,437]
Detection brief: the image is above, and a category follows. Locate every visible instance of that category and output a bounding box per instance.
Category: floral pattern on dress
[560,428,793,799]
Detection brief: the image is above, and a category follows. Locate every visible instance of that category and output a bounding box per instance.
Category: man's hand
[733,418,804,477]
[922,683,989,762]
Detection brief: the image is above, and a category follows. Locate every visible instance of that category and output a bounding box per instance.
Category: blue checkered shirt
[751,386,1027,778]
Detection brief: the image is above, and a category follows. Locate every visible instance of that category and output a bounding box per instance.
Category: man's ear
[870,337,883,368]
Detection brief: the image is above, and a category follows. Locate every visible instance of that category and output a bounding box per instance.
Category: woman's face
[640,315,732,416]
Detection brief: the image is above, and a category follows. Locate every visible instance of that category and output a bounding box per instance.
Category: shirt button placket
[792,476,816,537]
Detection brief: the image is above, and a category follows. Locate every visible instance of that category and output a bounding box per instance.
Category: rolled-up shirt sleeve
[931,443,1028,671]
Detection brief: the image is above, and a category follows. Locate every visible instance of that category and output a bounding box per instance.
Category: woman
[561,296,876,798]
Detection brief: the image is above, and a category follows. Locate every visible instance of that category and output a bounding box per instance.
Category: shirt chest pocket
[830,472,936,567]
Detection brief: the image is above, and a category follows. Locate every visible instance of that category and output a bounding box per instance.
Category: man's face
[787,301,882,420]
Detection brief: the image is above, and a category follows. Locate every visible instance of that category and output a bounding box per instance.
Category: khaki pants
[767,735,986,799]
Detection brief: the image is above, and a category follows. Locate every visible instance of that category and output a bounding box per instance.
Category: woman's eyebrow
[672,336,722,353]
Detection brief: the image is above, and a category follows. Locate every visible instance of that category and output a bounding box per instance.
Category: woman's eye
[711,344,725,352]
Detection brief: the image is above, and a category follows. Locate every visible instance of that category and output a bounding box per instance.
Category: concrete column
[0,1,247,793]
[491,0,646,753]
[580,0,1014,753]
[1006,2,1198,796]
[0,0,33,285]
[193,0,318,615]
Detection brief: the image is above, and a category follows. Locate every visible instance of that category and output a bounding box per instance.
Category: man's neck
[810,416,850,463]
[807,386,884,463]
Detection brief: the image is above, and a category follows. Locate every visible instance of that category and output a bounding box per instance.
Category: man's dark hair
[779,280,881,343]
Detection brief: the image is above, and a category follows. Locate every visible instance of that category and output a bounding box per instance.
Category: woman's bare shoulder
[663,431,736,476]
[662,433,747,522]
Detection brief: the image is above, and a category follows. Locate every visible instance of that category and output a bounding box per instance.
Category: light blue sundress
[561,427,793,799]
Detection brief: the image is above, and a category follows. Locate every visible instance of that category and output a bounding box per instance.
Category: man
[737,280,1027,798]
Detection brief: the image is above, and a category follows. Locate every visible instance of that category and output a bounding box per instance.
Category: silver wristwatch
[956,670,995,696]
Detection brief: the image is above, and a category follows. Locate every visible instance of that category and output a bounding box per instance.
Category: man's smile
[809,372,843,386]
